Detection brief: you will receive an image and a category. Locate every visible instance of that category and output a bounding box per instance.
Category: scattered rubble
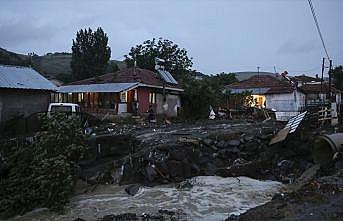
[3,116,342,221]
[76,118,327,191]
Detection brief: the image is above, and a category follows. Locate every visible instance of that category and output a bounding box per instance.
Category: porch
[55,82,140,115]
[51,90,138,115]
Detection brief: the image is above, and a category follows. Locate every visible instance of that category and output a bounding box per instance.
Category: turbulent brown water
[7,176,283,221]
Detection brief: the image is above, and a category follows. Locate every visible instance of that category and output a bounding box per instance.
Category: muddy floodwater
[8,176,283,221]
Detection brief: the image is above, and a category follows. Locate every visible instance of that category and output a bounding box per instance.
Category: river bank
[8,176,283,221]
[2,119,343,220]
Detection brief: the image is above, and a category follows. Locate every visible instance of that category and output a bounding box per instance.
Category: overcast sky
[0,0,342,75]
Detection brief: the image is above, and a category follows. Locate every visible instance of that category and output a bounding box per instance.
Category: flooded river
[8,176,283,221]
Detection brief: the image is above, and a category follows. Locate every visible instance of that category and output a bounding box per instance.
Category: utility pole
[321,57,325,101]
[257,66,261,101]
[328,59,333,101]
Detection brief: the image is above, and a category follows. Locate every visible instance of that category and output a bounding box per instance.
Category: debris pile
[78,119,314,187]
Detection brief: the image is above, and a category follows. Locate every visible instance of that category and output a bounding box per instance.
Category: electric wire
[307,0,330,60]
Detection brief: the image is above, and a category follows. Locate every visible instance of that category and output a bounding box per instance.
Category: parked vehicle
[48,103,80,113]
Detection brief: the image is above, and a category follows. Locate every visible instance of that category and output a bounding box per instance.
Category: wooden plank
[269,127,290,145]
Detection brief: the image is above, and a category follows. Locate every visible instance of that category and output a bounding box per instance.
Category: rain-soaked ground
[8,176,283,221]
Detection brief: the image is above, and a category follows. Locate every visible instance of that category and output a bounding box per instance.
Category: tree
[124,38,193,79]
[180,71,236,118]
[332,65,343,91]
[71,27,111,80]
[0,114,86,218]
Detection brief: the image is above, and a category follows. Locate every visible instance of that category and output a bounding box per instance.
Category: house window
[120,91,127,102]
[252,95,266,107]
[134,89,137,101]
[78,93,84,103]
[149,92,156,104]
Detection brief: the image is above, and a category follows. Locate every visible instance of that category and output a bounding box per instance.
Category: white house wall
[156,93,181,117]
[265,91,305,121]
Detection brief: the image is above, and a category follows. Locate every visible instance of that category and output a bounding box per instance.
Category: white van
[48,103,80,113]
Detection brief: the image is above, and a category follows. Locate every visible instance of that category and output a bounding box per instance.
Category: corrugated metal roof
[285,111,307,133]
[0,65,56,90]
[57,82,139,93]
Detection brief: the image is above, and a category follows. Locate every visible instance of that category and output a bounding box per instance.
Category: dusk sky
[0,0,342,75]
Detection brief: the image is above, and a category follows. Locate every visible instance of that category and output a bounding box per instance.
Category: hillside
[0,48,31,66]
[233,71,276,81]
[0,48,127,83]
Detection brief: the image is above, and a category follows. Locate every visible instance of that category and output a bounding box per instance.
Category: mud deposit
[8,176,282,221]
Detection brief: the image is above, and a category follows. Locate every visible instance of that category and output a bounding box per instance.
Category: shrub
[0,113,87,218]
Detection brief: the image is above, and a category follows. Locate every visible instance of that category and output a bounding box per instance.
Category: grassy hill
[0,48,127,84]
[0,48,31,66]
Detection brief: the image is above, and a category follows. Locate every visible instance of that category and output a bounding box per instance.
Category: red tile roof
[291,75,321,83]
[226,75,294,94]
[299,83,341,94]
[66,68,181,89]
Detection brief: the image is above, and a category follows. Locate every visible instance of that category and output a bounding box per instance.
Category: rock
[258,133,273,140]
[217,140,226,149]
[244,135,255,142]
[218,149,229,159]
[176,180,193,189]
[158,209,176,216]
[225,214,239,221]
[144,165,158,182]
[233,158,249,167]
[167,160,184,178]
[225,139,241,148]
[335,160,343,170]
[107,213,136,220]
[277,160,294,171]
[183,162,193,178]
[203,138,213,146]
[227,147,240,153]
[101,215,115,221]
[213,157,226,167]
[218,147,239,159]
[203,162,216,175]
[125,184,140,196]
[198,154,212,164]
[74,218,87,221]
[169,150,186,161]
[191,163,201,174]
[242,142,258,152]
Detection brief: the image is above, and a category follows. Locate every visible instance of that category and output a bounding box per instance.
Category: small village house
[225,73,342,121]
[54,68,183,117]
[0,64,56,123]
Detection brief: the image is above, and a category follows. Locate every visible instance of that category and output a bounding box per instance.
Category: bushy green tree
[124,38,192,79]
[71,27,111,80]
[180,71,236,118]
[0,114,87,218]
[124,38,236,118]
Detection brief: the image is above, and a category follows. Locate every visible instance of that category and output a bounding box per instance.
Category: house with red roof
[225,73,342,121]
[54,68,183,117]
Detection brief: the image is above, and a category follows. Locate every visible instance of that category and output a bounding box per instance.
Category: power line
[307,0,330,60]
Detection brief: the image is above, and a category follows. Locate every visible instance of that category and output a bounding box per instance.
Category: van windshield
[50,106,72,113]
